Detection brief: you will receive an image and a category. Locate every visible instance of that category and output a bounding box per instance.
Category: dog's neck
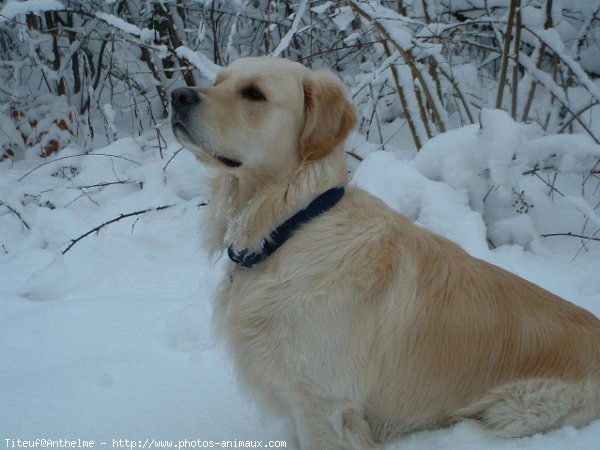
[202,149,348,258]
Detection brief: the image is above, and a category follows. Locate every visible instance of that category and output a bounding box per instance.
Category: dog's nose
[171,87,201,107]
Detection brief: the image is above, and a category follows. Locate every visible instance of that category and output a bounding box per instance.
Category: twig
[348,1,446,136]
[62,204,174,255]
[0,201,31,230]
[381,41,422,149]
[510,0,521,119]
[515,52,600,144]
[583,157,600,191]
[540,232,600,243]
[483,185,498,204]
[573,225,600,260]
[557,101,598,134]
[432,53,475,124]
[66,180,139,190]
[18,154,141,182]
[297,40,385,62]
[163,147,183,173]
[522,0,552,122]
[532,171,565,197]
[346,150,364,162]
[496,0,518,109]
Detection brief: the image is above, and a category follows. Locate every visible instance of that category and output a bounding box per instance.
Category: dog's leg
[292,395,383,450]
[341,408,385,450]
[458,378,600,437]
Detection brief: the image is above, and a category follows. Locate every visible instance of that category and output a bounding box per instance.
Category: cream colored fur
[171,57,600,449]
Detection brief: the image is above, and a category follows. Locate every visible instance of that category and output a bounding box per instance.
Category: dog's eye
[241,85,267,101]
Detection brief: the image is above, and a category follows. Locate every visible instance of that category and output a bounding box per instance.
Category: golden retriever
[171,57,600,449]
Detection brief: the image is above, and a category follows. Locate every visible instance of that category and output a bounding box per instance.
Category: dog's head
[171,57,357,178]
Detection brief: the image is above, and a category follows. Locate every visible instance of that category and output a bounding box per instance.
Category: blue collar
[227,187,345,268]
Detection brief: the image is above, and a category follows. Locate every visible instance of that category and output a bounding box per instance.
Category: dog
[171,57,600,449]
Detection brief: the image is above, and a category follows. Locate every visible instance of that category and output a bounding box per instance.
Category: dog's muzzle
[170,87,200,129]
[170,88,242,168]
[171,87,201,109]
[170,87,199,137]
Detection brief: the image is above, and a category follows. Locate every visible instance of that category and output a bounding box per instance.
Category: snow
[0,0,64,22]
[3,0,600,443]
[310,2,333,15]
[1,121,600,447]
[0,140,290,445]
[331,6,355,32]
[397,65,430,146]
[94,12,154,42]
[272,0,308,57]
[535,28,600,104]
[352,1,416,50]
[175,46,221,81]
[352,150,490,258]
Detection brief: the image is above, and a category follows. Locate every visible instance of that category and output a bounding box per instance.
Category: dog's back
[340,188,600,440]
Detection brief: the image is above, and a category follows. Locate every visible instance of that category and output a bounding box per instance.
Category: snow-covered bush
[2,0,599,151]
[1,94,75,161]
[413,109,600,249]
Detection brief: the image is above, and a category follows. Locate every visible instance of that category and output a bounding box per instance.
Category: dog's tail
[456,378,600,437]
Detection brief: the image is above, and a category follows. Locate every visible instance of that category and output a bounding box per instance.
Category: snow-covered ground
[1,119,600,449]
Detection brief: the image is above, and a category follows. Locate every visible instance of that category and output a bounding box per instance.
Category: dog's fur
[172,57,600,449]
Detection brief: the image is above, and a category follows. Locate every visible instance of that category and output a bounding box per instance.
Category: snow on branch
[348,0,447,149]
[0,0,63,23]
[272,0,308,57]
[94,12,154,41]
[517,52,599,143]
[2,0,600,162]
[175,46,221,81]
[530,27,600,104]
[397,65,429,145]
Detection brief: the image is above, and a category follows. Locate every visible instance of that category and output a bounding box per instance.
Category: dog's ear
[300,71,357,162]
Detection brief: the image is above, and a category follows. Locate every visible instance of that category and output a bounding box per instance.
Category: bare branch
[18,154,141,183]
[0,201,31,230]
[540,232,600,243]
[62,205,175,255]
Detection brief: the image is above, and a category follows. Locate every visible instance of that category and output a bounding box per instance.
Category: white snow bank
[413,109,600,251]
[0,138,290,444]
[1,121,599,449]
[352,151,489,258]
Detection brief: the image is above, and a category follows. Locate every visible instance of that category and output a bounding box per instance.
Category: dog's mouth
[171,121,242,168]
[215,155,242,168]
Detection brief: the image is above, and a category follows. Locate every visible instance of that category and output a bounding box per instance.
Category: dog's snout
[171,87,201,108]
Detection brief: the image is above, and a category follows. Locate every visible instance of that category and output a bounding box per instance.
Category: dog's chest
[217,266,300,390]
